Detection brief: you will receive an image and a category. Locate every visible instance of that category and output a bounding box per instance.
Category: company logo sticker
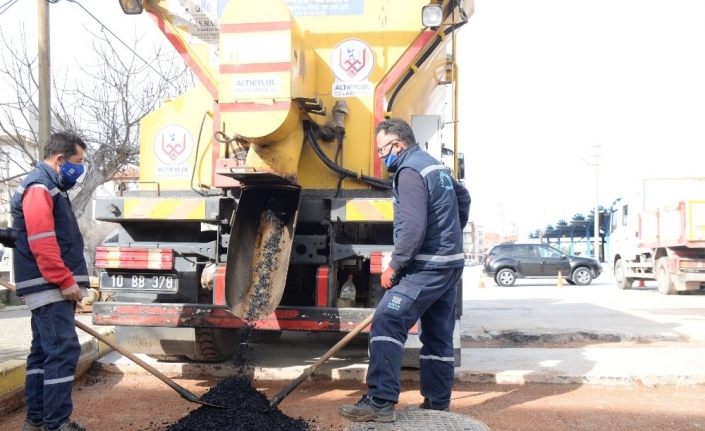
[331,38,374,82]
[330,38,374,98]
[154,125,194,179]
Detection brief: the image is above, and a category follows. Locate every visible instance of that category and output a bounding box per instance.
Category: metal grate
[345,407,491,431]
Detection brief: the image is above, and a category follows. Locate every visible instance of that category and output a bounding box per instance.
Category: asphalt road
[460,265,705,345]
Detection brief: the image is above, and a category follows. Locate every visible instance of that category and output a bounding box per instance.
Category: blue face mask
[383,153,397,168]
[60,160,84,187]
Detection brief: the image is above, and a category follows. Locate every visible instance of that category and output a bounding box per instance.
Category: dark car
[483,243,602,286]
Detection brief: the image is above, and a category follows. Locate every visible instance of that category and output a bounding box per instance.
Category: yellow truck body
[93,0,473,362]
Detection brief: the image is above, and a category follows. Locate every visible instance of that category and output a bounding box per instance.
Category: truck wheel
[656,257,677,295]
[614,259,633,290]
[572,267,593,285]
[496,268,516,287]
[186,328,240,362]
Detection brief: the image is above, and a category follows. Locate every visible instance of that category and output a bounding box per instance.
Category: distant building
[0,134,37,281]
[482,232,502,252]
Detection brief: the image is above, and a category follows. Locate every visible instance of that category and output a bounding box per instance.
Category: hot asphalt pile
[156,377,310,431]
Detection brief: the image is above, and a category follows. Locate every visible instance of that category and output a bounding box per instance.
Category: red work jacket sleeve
[23,185,76,289]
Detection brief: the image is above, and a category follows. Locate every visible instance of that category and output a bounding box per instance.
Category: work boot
[21,419,46,431]
[339,394,397,422]
[420,398,450,412]
[52,421,86,431]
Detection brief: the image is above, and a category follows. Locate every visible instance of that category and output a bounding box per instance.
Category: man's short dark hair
[44,132,87,160]
[375,118,417,147]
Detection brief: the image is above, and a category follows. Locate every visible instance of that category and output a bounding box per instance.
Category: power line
[0,0,20,15]
[64,0,183,92]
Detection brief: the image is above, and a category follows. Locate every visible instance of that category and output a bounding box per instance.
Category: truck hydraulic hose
[303,121,392,190]
[387,10,469,112]
[190,111,210,197]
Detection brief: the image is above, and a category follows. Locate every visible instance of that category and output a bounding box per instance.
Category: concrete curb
[0,327,115,416]
[96,345,705,388]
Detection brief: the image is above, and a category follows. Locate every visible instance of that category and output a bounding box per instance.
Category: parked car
[483,243,602,286]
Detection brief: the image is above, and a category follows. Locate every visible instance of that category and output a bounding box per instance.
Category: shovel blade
[225,185,300,320]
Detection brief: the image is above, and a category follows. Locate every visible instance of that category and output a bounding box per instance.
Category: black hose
[387,10,469,112]
[303,121,391,190]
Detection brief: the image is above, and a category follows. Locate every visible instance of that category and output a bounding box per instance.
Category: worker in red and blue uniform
[12,132,90,431]
[339,118,470,422]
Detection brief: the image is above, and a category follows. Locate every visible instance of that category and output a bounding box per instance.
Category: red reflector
[94,247,174,270]
[370,252,383,274]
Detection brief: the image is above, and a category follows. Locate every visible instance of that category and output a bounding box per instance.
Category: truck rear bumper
[91,302,395,333]
[678,273,705,283]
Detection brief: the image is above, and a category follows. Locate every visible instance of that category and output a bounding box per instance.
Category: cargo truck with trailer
[610,178,705,294]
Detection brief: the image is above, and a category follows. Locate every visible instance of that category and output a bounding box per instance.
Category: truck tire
[572,267,593,285]
[656,257,677,295]
[614,259,633,290]
[186,328,240,362]
[186,286,240,362]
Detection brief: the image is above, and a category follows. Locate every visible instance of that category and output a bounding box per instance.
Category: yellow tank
[96,0,474,326]
[139,0,473,192]
[129,0,474,319]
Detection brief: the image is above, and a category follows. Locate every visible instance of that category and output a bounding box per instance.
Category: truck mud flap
[225,184,300,320]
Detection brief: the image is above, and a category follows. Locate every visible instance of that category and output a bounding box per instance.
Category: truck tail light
[370,252,383,274]
[370,251,393,274]
[95,247,174,270]
[679,260,705,269]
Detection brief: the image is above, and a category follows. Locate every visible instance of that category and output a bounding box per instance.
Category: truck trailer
[92,0,473,364]
[609,177,705,295]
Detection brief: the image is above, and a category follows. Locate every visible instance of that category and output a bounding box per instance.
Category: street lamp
[119,0,144,14]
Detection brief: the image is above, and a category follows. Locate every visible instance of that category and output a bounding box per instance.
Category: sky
[0,1,163,85]
[458,1,705,236]
[2,0,705,237]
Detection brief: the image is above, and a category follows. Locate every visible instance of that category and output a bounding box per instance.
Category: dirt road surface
[1,368,703,431]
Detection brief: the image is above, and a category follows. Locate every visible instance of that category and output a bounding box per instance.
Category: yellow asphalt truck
[93,0,472,363]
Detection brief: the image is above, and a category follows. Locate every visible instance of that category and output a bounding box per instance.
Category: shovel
[73,320,226,409]
[0,280,225,409]
[267,312,375,410]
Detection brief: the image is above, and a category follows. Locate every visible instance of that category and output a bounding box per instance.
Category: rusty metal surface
[225,185,300,320]
[91,303,383,333]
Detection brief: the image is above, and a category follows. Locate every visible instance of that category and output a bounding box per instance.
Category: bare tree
[0,25,195,218]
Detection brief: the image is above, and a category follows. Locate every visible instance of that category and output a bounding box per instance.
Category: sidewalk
[0,306,114,415]
[96,332,705,388]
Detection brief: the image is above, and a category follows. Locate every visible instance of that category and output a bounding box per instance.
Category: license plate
[99,273,178,292]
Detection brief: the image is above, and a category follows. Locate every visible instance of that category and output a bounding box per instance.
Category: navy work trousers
[24,300,80,430]
[367,267,462,407]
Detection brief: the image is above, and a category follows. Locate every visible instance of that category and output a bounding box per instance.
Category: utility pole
[473,222,481,262]
[498,204,505,243]
[38,0,51,159]
[590,145,601,261]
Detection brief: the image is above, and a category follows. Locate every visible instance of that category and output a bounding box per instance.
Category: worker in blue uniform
[339,118,470,422]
